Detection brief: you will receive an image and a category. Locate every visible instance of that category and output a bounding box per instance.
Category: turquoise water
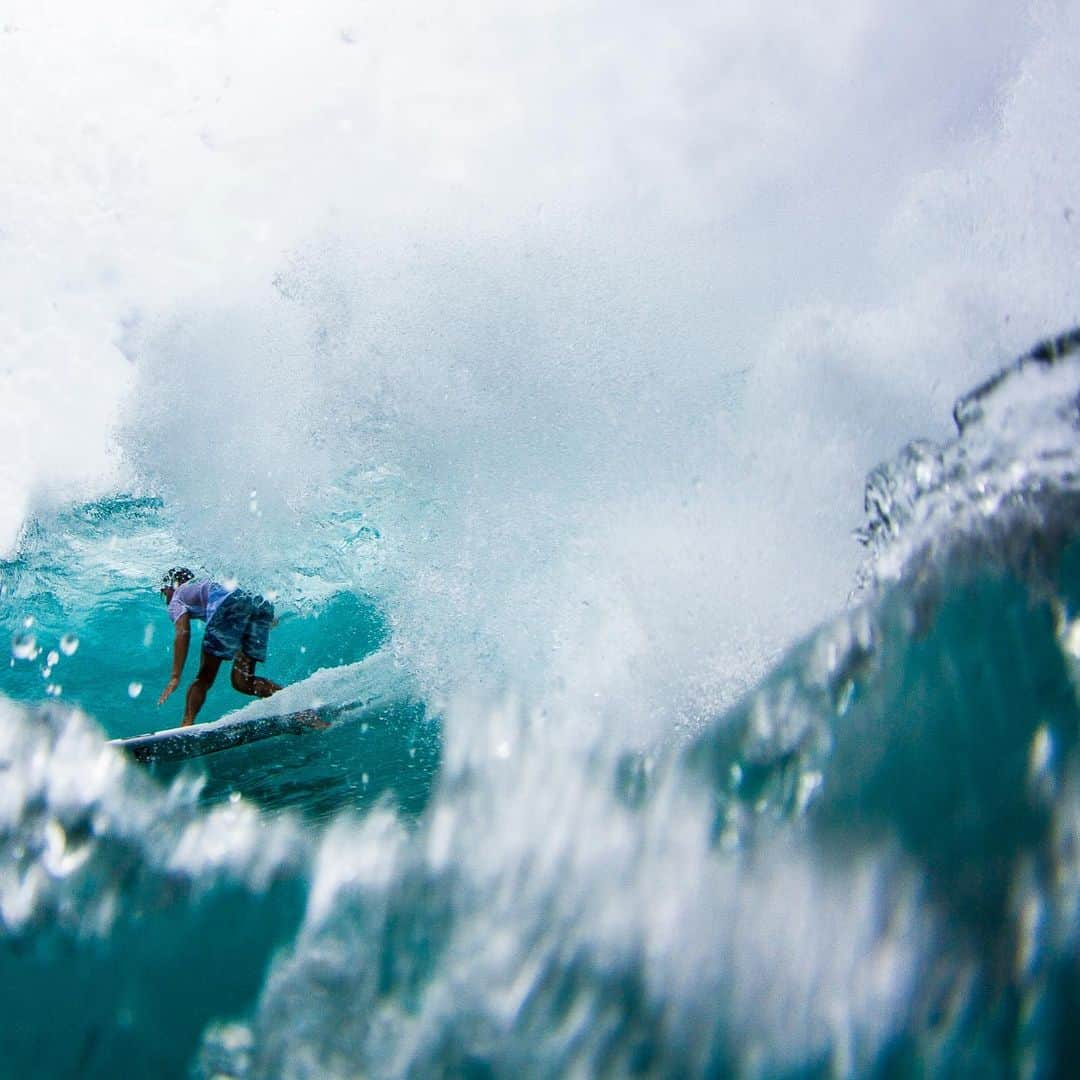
[6,5,1080,1074]
[2,495,387,735]
[1,335,1079,1077]
[1,495,440,823]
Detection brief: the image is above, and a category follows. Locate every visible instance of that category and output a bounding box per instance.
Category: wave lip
[856,327,1080,593]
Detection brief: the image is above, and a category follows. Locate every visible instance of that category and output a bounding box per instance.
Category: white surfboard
[110,704,341,764]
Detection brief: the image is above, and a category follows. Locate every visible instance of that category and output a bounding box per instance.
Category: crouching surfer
[157,568,282,726]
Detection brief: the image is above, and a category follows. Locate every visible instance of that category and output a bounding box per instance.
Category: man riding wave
[157,568,282,726]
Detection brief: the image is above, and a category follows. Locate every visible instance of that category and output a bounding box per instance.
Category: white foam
[4,1,1077,732]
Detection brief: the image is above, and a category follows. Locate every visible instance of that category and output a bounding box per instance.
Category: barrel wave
[2,333,1079,1076]
[4,4,1080,1077]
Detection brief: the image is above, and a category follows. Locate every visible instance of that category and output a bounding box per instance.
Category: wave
[2,332,1079,1076]
[856,326,1080,594]
[6,5,1080,1075]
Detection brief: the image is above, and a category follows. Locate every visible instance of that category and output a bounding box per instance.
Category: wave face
[5,4,1080,1077]
[2,336,1078,1077]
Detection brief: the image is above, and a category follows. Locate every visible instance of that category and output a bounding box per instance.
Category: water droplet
[46,684,62,697]
[47,650,59,667]
[127,682,143,699]
[59,633,79,656]
[22,615,34,629]
[228,791,242,804]
[1060,614,1080,659]
[41,666,52,679]
[361,772,369,786]
[299,645,307,654]
[142,624,154,648]
[11,631,36,660]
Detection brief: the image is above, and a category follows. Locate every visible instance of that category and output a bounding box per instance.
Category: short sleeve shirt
[167,579,232,624]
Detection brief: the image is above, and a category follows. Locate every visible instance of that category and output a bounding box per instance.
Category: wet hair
[160,567,195,593]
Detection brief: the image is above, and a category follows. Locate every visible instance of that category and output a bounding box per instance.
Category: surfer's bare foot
[297,709,331,731]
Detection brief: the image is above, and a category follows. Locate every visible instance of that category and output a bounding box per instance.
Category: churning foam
[5,1,1079,730]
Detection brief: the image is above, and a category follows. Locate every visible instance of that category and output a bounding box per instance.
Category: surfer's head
[160,567,194,601]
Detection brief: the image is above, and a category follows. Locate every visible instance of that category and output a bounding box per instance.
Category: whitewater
[3,2,1080,1076]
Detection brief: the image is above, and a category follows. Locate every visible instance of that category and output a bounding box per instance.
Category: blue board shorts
[203,590,274,662]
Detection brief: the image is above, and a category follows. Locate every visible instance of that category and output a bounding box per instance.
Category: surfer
[157,568,282,726]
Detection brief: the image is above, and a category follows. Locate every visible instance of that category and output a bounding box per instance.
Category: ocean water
[4,3,1080,1077]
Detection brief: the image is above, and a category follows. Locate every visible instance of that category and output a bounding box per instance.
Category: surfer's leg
[231,651,328,730]
[231,652,282,698]
[183,651,223,726]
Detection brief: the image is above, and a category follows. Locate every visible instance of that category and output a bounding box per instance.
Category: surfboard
[111,705,340,764]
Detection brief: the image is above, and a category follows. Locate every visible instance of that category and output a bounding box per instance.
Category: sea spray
[4,4,1080,1076]
[2,333,1079,1075]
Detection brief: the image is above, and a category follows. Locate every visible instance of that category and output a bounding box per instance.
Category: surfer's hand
[158,677,179,705]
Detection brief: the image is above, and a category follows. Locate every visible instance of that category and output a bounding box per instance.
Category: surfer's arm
[158,613,191,705]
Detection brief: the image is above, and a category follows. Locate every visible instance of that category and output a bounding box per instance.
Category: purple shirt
[167,579,232,624]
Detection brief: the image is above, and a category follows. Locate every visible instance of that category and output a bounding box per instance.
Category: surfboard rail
[111,705,337,764]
